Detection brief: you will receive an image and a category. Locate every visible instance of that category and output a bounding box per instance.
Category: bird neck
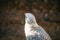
[25,21,38,26]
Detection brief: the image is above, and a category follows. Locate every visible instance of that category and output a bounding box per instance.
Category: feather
[24,13,52,40]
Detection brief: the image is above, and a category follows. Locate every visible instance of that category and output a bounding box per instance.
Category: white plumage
[24,13,52,40]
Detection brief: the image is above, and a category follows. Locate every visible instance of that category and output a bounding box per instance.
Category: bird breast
[25,23,35,36]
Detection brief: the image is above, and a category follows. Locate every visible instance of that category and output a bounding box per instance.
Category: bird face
[25,13,36,24]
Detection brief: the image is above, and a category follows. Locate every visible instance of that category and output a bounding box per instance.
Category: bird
[24,13,52,40]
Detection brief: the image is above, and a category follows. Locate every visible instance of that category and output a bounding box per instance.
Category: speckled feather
[24,13,52,40]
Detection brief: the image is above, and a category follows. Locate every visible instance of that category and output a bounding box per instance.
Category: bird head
[25,13,37,25]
